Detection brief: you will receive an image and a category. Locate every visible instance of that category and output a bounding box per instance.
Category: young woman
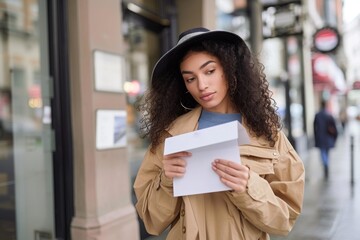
[134,27,305,240]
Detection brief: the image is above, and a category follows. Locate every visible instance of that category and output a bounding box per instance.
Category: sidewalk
[272,119,360,240]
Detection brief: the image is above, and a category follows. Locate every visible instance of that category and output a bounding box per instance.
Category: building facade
[0,0,217,239]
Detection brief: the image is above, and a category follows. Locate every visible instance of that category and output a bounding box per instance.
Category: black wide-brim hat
[151,27,246,87]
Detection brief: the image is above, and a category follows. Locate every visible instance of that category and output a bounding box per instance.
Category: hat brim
[151,30,245,87]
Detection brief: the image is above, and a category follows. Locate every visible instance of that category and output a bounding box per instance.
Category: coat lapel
[167,107,202,136]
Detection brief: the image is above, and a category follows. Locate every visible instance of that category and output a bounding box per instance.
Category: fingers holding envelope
[212,159,250,193]
[163,151,191,179]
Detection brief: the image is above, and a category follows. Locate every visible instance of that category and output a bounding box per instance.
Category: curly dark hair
[137,38,281,151]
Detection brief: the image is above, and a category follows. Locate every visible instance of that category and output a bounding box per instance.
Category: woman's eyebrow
[181,60,216,74]
[200,60,216,69]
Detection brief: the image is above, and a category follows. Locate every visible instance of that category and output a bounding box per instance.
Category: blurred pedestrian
[314,100,338,179]
[134,27,305,239]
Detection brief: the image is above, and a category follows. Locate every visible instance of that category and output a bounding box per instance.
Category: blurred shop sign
[353,81,360,90]
[262,1,303,38]
[313,27,340,53]
[124,80,141,96]
[28,84,41,98]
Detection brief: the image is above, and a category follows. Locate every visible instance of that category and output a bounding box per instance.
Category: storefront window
[0,0,54,239]
[122,0,173,154]
[123,12,161,151]
[122,1,174,238]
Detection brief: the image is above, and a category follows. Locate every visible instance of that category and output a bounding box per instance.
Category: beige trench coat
[134,107,305,240]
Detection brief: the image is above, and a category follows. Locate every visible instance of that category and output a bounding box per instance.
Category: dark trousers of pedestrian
[320,147,329,179]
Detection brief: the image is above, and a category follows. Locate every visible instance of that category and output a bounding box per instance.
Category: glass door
[122,1,176,239]
[0,0,54,239]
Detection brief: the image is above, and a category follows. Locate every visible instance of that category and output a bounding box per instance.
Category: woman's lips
[200,92,215,101]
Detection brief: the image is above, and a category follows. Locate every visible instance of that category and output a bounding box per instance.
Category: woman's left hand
[212,159,250,193]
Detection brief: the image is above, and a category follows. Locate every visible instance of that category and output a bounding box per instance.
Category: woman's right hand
[163,151,191,179]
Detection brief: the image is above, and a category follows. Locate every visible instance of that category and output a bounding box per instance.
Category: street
[272,119,360,240]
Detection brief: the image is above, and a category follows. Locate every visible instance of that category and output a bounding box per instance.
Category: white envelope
[164,120,250,197]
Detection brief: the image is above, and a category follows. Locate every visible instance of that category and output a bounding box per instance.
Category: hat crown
[151,28,244,86]
[177,27,210,44]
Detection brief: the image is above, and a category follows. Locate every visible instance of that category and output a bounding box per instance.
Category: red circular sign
[313,27,340,53]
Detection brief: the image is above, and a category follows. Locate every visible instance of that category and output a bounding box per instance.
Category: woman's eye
[186,77,195,83]
[206,69,215,75]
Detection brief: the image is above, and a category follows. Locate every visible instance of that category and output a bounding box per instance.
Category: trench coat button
[273,152,277,156]
[181,209,185,216]
[182,226,186,233]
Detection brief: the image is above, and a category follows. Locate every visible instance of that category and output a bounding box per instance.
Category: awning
[312,53,346,93]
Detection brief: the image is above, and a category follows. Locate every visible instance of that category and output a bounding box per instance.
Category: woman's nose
[197,76,208,90]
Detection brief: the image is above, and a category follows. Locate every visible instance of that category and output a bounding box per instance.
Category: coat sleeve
[133,142,182,235]
[226,132,305,236]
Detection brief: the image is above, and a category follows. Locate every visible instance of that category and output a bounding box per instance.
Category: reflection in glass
[0,0,54,239]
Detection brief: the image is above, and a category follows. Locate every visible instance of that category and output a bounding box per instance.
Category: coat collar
[167,107,202,136]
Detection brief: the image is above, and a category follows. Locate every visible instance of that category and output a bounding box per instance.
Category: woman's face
[180,51,235,113]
